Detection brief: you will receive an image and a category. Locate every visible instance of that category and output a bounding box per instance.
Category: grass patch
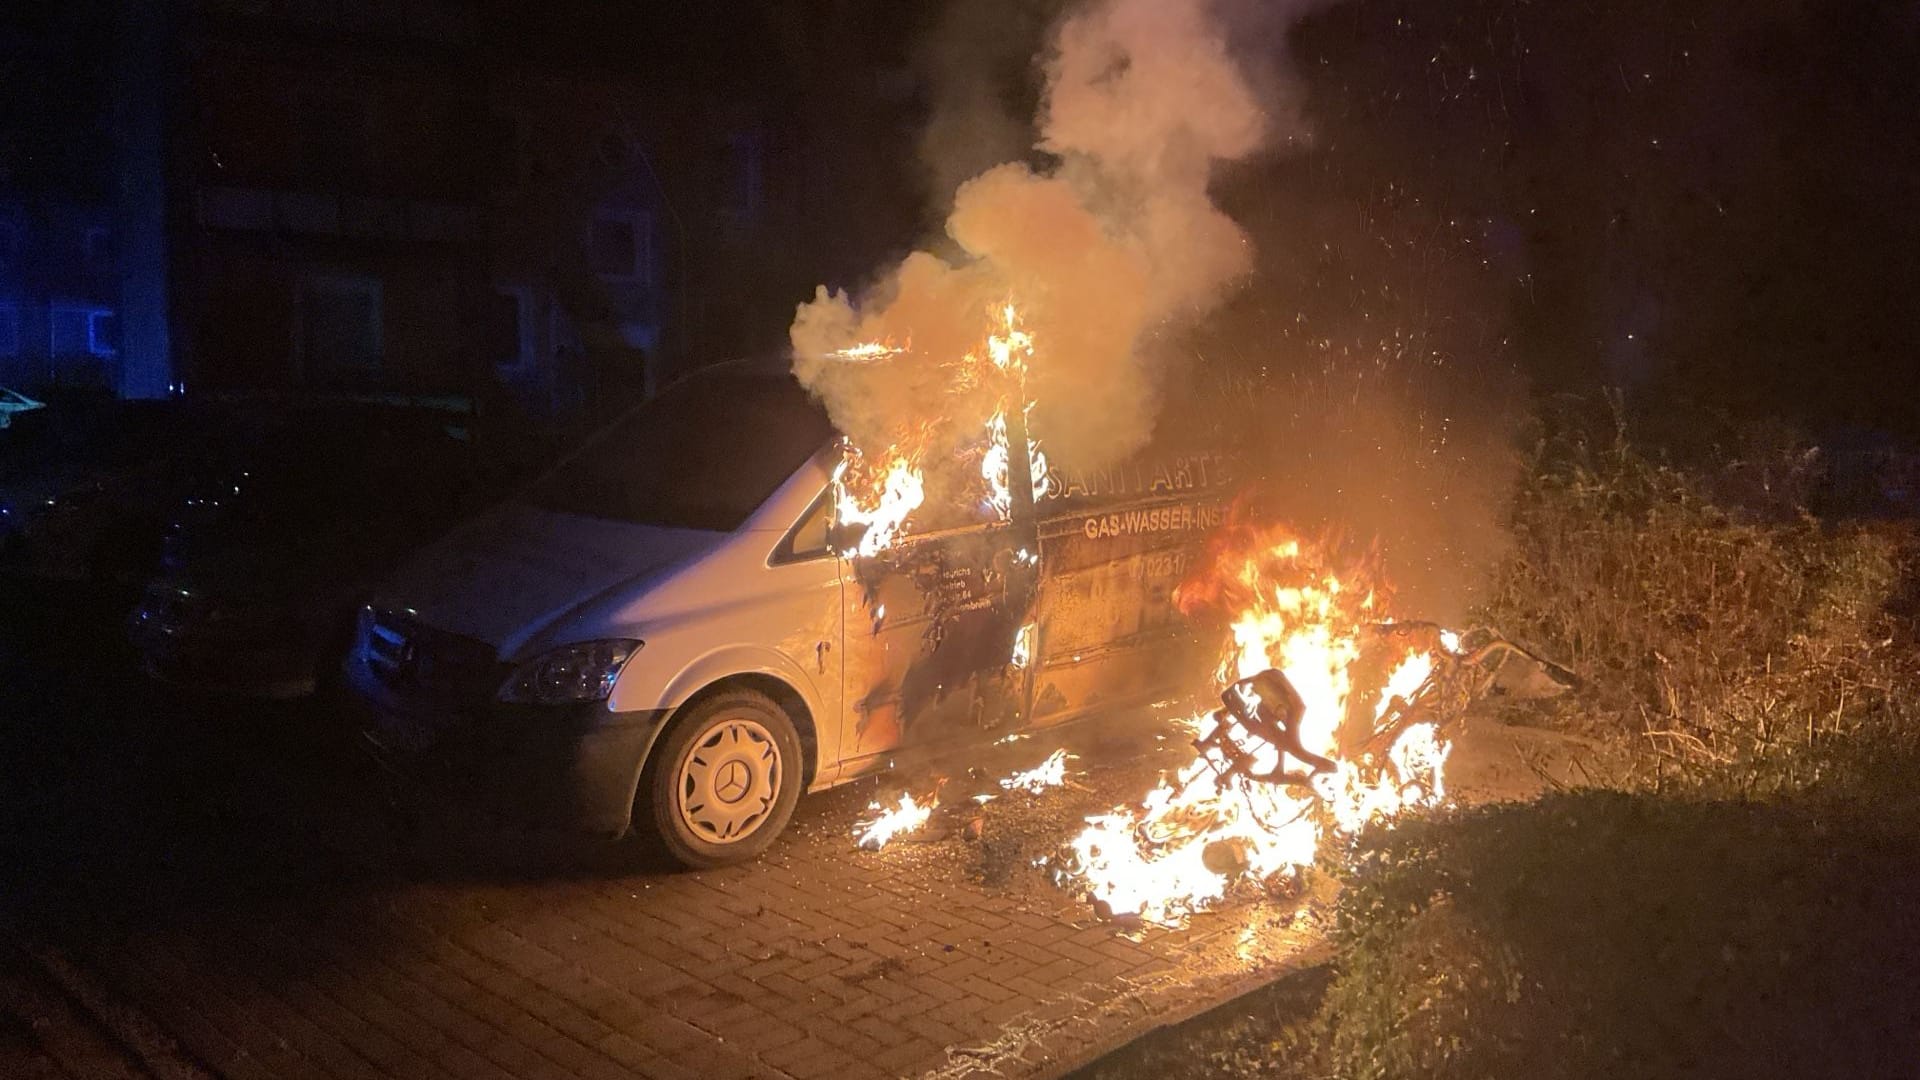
[1314,779,1920,1079]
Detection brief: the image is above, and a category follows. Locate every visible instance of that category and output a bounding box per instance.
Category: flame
[983,404,1052,520]
[1388,721,1450,804]
[987,302,1031,372]
[1001,748,1072,794]
[1060,524,1454,926]
[1374,651,1434,722]
[984,305,1051,519]
[832,303,1051,554]
[1011,620,1036,669]
[1068,737,1320,924]
[833,447,926,558]
[855,791,936,849]
[829,340,909,362]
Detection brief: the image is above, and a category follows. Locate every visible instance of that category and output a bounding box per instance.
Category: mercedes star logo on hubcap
[714,760,751,803]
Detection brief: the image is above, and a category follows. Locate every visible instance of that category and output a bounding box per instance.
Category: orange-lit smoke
[792,0,1321,474]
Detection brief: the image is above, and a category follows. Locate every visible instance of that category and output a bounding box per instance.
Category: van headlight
[498,640,642,705]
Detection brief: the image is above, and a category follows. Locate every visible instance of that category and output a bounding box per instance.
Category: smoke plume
[792,0,1320,472]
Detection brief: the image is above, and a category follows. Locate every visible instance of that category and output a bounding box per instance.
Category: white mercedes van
[348,358,1233,867]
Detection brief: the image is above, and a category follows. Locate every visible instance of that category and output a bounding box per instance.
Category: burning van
[346,356,1235,867]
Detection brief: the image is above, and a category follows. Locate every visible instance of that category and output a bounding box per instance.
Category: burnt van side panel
[1027,454,1236,726]
[834,525,1037,776]
[822,448,1237,777]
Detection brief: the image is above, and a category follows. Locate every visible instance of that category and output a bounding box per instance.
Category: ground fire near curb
[851,516,1575,928]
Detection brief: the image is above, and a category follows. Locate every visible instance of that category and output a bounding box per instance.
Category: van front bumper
[349,657,669,838]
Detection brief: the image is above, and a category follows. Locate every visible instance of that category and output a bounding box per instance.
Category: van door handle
[815,640,831,673]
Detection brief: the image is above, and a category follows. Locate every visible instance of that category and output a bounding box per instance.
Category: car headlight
[498,640,641,705]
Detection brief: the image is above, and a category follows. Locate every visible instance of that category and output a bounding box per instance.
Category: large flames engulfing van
[786,0,1564,926]
[823,303,1530,926]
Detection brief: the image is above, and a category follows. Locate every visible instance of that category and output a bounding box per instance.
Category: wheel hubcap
[675,717,781,843]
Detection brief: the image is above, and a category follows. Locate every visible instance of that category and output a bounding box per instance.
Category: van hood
[376,502,723,653]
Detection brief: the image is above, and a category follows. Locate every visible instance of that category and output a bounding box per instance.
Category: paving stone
[716,1014,807,1055]
[806,1020,893,1059]
[756,1034,835,1073]
[31,773,1317,1080]
[900,1012,968,1048]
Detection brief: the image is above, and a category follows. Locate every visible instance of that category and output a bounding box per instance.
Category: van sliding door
[833,438,1043,771]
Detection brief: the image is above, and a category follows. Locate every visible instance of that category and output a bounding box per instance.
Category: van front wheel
[642,689,803,868]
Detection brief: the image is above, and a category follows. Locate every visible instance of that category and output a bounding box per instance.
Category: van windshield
[522,369,835,531]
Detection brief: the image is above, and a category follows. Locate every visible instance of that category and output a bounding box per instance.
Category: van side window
[774,490,832,564]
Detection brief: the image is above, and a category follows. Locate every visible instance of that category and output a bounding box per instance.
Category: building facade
[175,0,680,422]
[3,1,925,421]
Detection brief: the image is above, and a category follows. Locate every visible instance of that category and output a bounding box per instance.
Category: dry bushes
[1073,401,1920,1080]
[1478,396,1920,788]
[1295,401,1920,1078]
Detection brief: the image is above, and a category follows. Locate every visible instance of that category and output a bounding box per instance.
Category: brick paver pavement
[0,578,1606,1080]
[21,734,1328,1080]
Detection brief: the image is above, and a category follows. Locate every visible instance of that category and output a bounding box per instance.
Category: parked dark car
[128,404,486,699]
[0,397,238,583]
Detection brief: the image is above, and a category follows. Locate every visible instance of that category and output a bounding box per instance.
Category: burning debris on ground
[1000,747,1074,795]
[840,514,1575,931]
[852,743,1089,854]
[1040,521,1564,926]
[855,787,941,850]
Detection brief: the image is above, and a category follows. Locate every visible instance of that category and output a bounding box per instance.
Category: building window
[84,226,114,266]
[88,310,118,357]
[298,274,382,378]
[51,306,113,358]
[0,304,20,358]
[589,211,652,282]
[489,285,533,368]
[298,96,372,189]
